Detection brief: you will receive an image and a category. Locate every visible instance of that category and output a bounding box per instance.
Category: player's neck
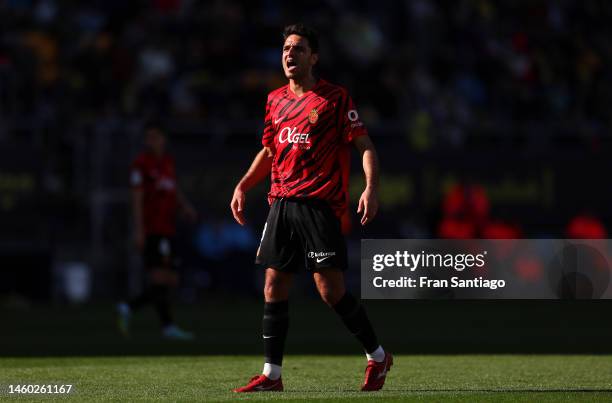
[289,75,317,97]
[148,149,165,158]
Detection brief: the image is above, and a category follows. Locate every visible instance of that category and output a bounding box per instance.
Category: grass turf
[2,355,612,402]
[6,299,612,357]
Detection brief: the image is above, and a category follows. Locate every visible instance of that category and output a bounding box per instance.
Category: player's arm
[177,188,198,222]
[230,147,273,225]
[131,187,145,250]
[353,135,379,225]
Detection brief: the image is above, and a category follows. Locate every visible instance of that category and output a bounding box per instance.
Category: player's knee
[264,275,289,302]
[166,272,179,287]
[264,282,287,301]
[149,269,165,284]
[318,286,343,307]
[150,268,177,286]
[315,274,345,306]
[263,283,275,301]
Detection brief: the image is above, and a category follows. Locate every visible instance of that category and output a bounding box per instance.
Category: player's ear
[310,53,319,66]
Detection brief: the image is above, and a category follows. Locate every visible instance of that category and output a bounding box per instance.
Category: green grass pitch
[2,355,612,402]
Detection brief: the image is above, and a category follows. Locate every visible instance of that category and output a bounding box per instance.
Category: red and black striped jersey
[130,152,178,236]
[262,79,367,218]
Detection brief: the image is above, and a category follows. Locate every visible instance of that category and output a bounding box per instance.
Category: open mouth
[286,59,297,71]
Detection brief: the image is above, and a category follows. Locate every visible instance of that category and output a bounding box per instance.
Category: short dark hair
[283,23,319,54]
[143,120,166,134]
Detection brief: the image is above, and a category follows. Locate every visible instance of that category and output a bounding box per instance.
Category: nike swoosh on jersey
[274,117,284,124]
[316,256,332,263]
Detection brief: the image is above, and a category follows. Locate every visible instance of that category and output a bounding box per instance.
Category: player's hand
[134,228,145,251]
[231,185,246,225]
[357,187,378,226]
[182,204,199,223]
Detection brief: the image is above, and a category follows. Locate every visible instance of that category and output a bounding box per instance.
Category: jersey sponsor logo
[348,109,364,128]
[308,251,336,263]
[308,108,319,124]
[278,127,311,144]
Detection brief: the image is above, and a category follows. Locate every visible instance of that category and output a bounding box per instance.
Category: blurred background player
[117,122,198,340]
[231,24,391,392]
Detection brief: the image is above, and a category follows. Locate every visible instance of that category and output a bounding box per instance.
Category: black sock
[262,301,289,366]
[128,288,153,311]
[333,292,379,354]
[152,285,173,327]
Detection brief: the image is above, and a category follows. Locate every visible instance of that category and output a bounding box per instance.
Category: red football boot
[361,352,393,391]
[233,375,283,392]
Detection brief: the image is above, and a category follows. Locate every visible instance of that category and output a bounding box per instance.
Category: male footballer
[117,122,197,340]
[230,23,392,392]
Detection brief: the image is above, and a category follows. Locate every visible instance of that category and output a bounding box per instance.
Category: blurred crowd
[0,0,611,239]
[2,0,612,301]
[1,0,611,149]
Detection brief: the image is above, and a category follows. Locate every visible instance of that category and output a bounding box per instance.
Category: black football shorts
[144,235,177,269]
[255,198,348,272]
